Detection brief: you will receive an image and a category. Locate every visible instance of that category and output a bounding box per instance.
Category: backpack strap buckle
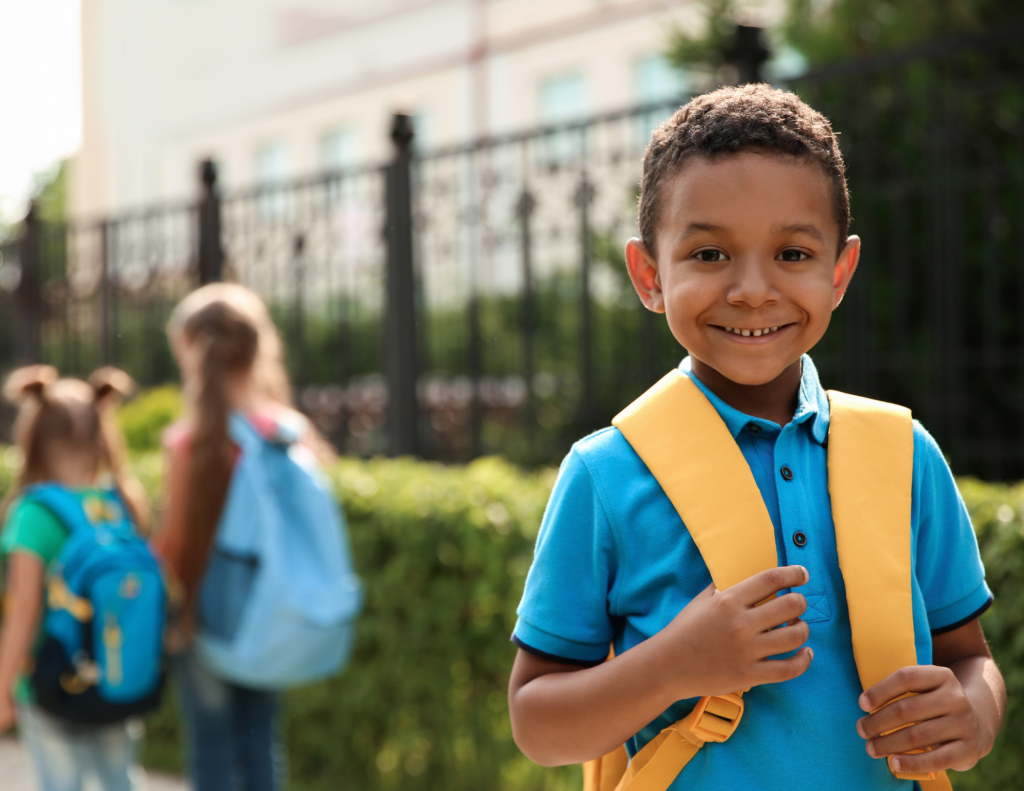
[687,692,745,744]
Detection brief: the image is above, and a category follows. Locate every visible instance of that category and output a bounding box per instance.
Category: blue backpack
[195,413,362,689]
[23,484,165,724]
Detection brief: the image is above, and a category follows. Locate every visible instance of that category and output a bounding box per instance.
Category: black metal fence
[2,28,1023,477]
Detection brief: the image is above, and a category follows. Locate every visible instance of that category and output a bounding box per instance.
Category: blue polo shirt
[513,355,992,790]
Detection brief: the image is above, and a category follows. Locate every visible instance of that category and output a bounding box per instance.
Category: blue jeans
[173,651,284,791]
[17,705,145,791]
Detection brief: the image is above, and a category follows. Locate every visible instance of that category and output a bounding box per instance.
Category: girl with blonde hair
[0,365,149,791]
[155,282,327,791]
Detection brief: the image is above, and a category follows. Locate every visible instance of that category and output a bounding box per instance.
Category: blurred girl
[155,283,325,791]
[0,365,149,791]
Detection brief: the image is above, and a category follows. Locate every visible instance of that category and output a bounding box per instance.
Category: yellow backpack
[581,370,951,791]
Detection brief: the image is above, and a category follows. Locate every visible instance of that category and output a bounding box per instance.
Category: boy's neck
[689,357,803,428]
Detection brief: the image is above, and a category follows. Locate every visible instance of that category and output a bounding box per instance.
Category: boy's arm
[0,552,45,732]
[856,618,1005,774]
[509,566,813,766]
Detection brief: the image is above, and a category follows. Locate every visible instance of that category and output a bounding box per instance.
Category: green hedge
[117,385,183,454]
[1,441,1022,789]
[135,453,576,791]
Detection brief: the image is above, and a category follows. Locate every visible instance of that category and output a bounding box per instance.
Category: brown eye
[779,249,809,262]
[697,250,726,263]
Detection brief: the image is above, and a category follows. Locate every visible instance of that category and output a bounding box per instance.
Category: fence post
[517,189,537,451]
[292,232,306,384]
[100,220,114,366]
[575,175,595,432]
[15,201,42,364]
[197,159,224,285]
[723,24,770,85]
[384,113,420,456]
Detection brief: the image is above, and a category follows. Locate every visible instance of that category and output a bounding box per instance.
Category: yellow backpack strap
[580,371,778,791]
[613,370,778,588]
[827,391,951,791]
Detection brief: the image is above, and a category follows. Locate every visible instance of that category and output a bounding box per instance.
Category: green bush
[137,454,576,791]
[117,385,183,454]
[134,463,1024,791]
[951,479,1024,790]
[0,445,1020,789]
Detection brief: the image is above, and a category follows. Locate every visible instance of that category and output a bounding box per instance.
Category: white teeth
[723,325,782,336]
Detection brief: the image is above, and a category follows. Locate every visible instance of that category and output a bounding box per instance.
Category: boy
[507,85,1005,789]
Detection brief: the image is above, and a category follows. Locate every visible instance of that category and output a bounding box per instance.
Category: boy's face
[626,152,859,387]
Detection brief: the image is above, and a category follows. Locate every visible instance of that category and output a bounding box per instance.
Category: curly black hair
[639,84,849,258]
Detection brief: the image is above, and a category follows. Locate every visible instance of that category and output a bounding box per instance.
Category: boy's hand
[857,666,983,773]
[660,565,812,698]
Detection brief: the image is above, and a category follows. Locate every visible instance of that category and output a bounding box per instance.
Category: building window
[256,142,290,184]
[636,54,687,105]
[635,55,688,148]
[256,142,290,217]
[412,110,434,154]
[321,127,359,171]
[538,72,589,165]
[540,72,589,122]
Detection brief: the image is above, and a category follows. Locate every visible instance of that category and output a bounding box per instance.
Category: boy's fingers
[867,717,957,759]
[756,646,813,685]
[887,742,961,776]
[731,566,808,608]
[755,620,810,658]
[858,665,950,713]
[750,592,807,631]
[858,690,954,739]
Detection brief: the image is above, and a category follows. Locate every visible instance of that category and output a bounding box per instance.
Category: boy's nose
[727,260,778,308]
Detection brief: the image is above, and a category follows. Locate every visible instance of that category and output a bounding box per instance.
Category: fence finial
[385,113,420,456]
[197,158,224,285]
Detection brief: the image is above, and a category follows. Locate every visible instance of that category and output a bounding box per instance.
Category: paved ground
[0,737,187,790]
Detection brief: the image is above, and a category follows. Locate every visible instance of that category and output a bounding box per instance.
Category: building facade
[73,0,723,219]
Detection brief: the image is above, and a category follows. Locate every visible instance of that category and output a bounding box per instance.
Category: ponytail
[89,367,150,532]
[177,302,258,594]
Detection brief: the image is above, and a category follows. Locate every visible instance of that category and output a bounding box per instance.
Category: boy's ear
[832,235,861,310]
[625,238,665,313]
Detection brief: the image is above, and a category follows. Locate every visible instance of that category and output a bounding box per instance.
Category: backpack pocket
[198,548,259,642]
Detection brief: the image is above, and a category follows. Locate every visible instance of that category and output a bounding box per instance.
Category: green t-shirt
[1,488,102,703]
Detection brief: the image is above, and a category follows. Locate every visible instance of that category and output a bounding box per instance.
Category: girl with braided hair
[0,365,149,791]
[155,283,326,791]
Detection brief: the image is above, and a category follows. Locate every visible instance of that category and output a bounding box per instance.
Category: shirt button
[793,531,808,547]
[748,423,761,434]
[780,466,794,481]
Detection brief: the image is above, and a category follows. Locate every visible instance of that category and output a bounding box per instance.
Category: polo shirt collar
[678,354,831,445]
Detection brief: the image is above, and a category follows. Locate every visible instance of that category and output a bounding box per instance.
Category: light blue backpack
[195,413,362,688]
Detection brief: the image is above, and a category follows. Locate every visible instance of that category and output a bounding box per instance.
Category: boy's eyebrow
[672,222,730,243]
[776,223,828,244]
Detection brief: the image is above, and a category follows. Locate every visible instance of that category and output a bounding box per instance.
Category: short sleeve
[512,446,619,665]
[913,423,992,633]
[1,500,69,567]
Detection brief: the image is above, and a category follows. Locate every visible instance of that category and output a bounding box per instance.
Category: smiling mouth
[716,324,790,337]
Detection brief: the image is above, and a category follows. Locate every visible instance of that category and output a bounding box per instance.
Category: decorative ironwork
[3,29,1023,477]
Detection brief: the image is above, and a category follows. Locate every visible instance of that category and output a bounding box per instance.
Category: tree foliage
[31,159,69,224]
[666,0,1022,77]
[782,0,1020,67]
[665,0,739,72]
